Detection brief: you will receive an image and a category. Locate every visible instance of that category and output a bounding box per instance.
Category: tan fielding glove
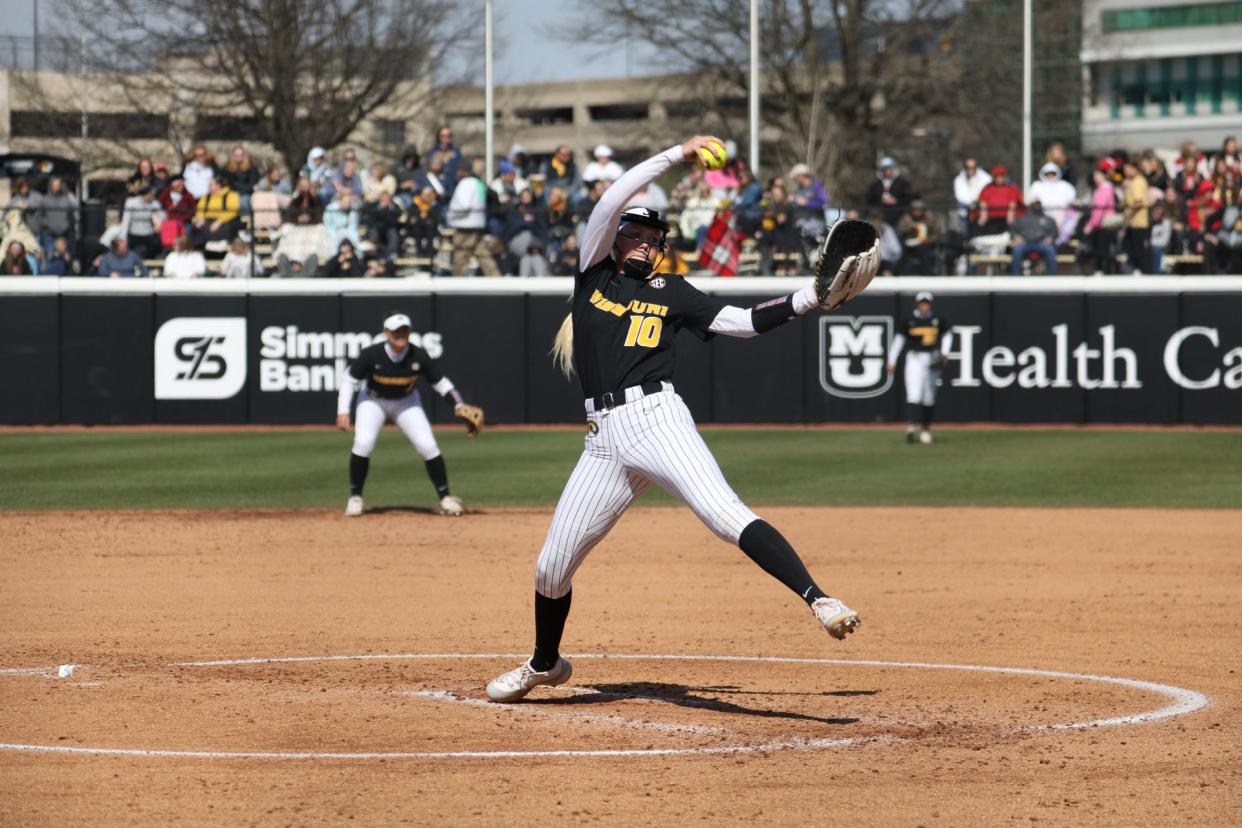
[455,403,484,437]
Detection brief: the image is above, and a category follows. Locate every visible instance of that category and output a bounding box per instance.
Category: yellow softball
[697,141,728,171]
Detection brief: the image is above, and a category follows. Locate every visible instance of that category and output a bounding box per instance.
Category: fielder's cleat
[919,430,933,445]
[345,495,364,517]
[440,495,464,516]
[486,657,573,702]
[811,596,861,640]
[905,429,917,444]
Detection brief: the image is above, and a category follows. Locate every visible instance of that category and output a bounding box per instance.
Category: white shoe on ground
[920,430,933,444]
[811,597,861,640]
[345,495,364,517]
[486,657,573,702]
[440,495,464,516]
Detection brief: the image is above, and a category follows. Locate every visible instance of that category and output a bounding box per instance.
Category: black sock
[424,455,450,498]
[349,453,369,496]
[531,590,572,672]
[922,404,935,428]
[737,520,826,606]
[906,402,923,428]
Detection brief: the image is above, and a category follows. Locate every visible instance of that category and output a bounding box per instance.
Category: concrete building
[1081,0,1242,155]
[435,73,765,171]
[0,66,433,199]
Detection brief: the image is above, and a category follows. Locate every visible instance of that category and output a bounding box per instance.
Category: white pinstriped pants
[534,383,760,599]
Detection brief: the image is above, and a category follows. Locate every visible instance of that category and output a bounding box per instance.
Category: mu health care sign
[820,317,1242,397]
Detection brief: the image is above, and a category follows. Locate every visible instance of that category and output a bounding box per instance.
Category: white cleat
[811,596,861,640]
[440,495,464,516]
[919,430,933,445]
[486,657,573,703]
[345,495,364,517]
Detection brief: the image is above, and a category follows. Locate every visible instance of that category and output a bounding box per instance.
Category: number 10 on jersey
[623,315,663,348]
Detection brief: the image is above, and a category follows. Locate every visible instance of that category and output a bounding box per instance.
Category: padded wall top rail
[3,275,1242,297]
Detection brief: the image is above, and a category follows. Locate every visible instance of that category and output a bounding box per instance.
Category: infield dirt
[1,507,1238,825]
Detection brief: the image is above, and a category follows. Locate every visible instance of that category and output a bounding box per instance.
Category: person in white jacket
[220,236,264,278]
[952,158,991,232]
[1027,162,1078,242]
[162,235,208,279]
[582,144,624,184]
[446,161,499,276]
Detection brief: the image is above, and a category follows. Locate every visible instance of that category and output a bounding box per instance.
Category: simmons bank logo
[258,326,442,391]
[154,317,247,400]
[819,316,894,399]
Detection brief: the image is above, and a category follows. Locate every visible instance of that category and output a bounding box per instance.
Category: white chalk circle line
[0,652,1209,760]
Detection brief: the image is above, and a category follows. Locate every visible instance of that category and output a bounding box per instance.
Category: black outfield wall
[2,288,1239,425]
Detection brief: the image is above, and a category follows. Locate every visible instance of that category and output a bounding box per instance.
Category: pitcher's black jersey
[572,260,726,399]
[347,342,443,399]
[898,313,950,353]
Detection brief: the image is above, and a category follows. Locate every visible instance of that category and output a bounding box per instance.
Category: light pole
[749,0,760,176]
[1022,0,1032,199]
[484,0,495,183]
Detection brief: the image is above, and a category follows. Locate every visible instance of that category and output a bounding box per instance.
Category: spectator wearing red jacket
[975,165,1024,235]
[157,176,198,248]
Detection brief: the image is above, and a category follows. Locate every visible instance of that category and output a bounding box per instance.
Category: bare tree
[567,0,962,206]
[35,0,477,176]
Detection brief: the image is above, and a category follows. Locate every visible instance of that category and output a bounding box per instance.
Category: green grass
[1,429,1239,511]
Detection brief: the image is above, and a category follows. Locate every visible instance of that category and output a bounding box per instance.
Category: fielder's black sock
[906,402,923,429]
[349,453,370,496]
[531,590,572,672]
[738,519,826,606]
[922,404,935,429]
[424,455,450,498]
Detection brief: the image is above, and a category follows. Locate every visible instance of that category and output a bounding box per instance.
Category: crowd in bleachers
[950,136,1242,275]
[2,131,1240,277]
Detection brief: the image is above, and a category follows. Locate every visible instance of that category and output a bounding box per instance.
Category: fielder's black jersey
[573,259,726,399]
[898,313,951,352]
[347,342,443,399]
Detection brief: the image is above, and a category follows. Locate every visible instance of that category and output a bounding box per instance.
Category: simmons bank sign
[154,318,443,400]
[819,317,1242,398]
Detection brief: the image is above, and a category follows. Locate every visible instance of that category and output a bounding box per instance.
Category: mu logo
[818,316,894,399]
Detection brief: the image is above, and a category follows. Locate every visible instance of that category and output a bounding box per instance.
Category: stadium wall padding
[3,287,1240,425]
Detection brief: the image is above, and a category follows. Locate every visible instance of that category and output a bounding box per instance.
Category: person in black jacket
[866,157,914,227]
[321,239,366,277]
[363,191,406,257]
[223,146,260,215]
[503,188,548,254]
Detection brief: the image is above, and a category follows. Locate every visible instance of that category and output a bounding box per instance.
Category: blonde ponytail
[550,313,575,378]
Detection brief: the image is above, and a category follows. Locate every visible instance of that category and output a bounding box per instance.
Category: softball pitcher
[886,291,953,444]
[486,136,881,702]
[335,312,484,517]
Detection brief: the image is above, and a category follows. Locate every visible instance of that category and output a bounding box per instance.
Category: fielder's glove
[930,352,949,370]
[814,219,881,310]
[455,403,485,437]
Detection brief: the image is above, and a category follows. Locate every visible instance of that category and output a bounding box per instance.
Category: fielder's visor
[915,291,934,304]
[383,313,412,331]
[618,206,670,234]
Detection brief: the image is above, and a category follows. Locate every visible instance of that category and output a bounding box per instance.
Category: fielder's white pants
[535,383,760,599]
[351,390,441,461]
[903,351,941,407]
